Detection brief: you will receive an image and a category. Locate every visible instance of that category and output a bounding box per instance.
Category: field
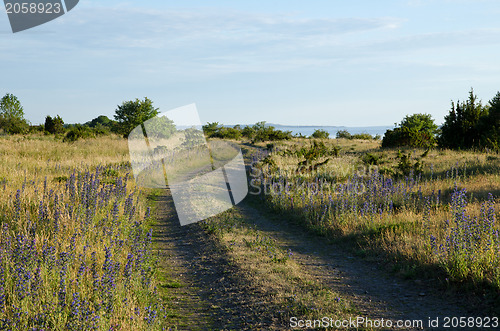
[0,134,171,330]
[252,138,500,293]
[0,133,499,330]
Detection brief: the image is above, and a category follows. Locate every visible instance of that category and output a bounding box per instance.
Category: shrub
[351,133,374,140]
[63,125,94,142]
[44,115,65,134]
[336,130,374,140]
[336,130,352,139]
[362,152,383,165]
[383,113,438,148]
[311,129,330,139]
[203,123,242,140]
[251,122,292,142]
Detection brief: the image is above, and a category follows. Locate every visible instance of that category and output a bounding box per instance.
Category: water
[265,124,392,138]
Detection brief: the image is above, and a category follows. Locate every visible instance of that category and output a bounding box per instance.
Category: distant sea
[231,124,393,138]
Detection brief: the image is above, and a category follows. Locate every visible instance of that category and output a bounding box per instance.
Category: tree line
[2,89,500,150]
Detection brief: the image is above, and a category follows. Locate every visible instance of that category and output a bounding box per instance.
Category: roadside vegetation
[249,137,500,313]
[0,134,173,329]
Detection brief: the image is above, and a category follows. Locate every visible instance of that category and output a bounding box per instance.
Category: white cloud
[0,6,403,75]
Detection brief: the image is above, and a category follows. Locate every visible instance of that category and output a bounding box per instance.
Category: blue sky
[1,0,500,126]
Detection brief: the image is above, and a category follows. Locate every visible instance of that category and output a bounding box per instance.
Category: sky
[1,0,500,126]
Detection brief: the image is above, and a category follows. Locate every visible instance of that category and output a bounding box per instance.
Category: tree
[382,113,438,148]
[44,115,65,134]
[202,122,220,137]
[144,115,176,139]
[480,91,500,149]
[202,122,242,140]
[251,121,292,142]
[336,130,352,139]
[439,88,488,149]
[0,93,29,134]
[86,115,115,128]
[311,129,330,139]
[114,97,159,137]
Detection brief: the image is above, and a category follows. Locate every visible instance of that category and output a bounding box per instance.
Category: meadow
[1,131,499,329]
[249,138,500,310]
[0,134,171,330]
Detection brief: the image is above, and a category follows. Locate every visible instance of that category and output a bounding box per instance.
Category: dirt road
[151,191,480,330]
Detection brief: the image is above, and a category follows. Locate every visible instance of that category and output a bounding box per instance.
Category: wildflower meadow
[0,134,170,330]
[252,139,500,298]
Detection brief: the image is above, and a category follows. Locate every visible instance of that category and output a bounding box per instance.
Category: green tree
[241,125,256,139]
[202,122,221,138]
[382,113,438,148]
[480,91,500,149]
[439,88,488,149]
[311,129,330,139]
[0,93,29,134]
[86,115,115,128]
[251,121,292,142]
[144,115,176,139]
[114,97,159,137]
[44,115,65,134]
[336,130,352,139]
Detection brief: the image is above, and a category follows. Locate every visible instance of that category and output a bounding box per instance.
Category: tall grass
[0,134,171,330]
[251,139,500,294]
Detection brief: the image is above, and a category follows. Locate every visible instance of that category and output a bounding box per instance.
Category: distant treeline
[7,88,500,151]
[202,122,379,142]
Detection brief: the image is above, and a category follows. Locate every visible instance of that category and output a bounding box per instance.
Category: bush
[351,133,374,140]
[395,150,424,177]
[362,152,384,165]
[114,97,159,137]
[336,130,352,139]
[203,123,242,140]
[241,125,256,138]
[63,125,94,142]
[382,113,438,148]
[44,115,65,134]
[336,130,374,140]
[311,129,330,139]
[251,122,292,143]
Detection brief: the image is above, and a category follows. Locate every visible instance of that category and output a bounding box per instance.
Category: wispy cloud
[0,6,402,75]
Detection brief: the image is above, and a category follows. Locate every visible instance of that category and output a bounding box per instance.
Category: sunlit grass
[252,138,500,297]
[0,134,172,330]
